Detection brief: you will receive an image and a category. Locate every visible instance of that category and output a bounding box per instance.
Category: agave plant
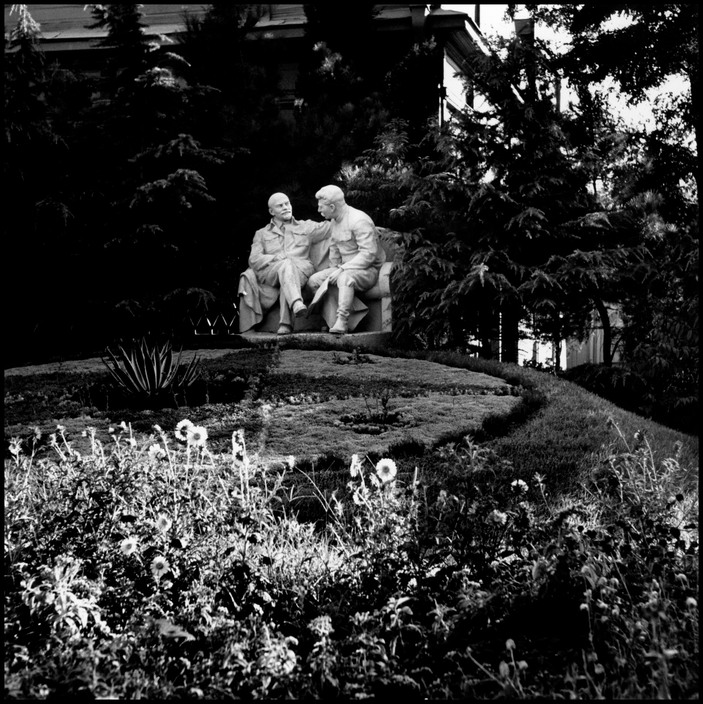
[102,337,201,398]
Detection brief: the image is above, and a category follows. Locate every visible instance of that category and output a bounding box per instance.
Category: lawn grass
[5,342,697,499]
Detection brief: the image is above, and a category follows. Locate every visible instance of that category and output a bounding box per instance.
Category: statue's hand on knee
[327,267,342,285]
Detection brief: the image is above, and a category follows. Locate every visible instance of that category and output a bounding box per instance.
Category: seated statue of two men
[239,185,386,335]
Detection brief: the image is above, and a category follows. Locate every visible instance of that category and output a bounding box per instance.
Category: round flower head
[155,513,173,533]
[148,443,166,461]
[487,509,508,526]
[375,458,397,484]
[175,419,194,442]
[511,479,528,494]
[120,537,138,556]
[186,425,208,447]
[151,555,170,581]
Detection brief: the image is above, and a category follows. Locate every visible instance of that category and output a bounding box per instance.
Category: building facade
[5,4,484,121]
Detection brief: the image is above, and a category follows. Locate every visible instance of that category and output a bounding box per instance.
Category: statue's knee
[337,271,355,288]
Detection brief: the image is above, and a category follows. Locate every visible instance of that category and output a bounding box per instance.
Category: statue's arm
[304,219,332,244]
[328,239,342,267]
[248,229,277,270]
[340,218,378,270]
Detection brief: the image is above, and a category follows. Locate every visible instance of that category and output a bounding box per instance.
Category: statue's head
[315,184,345,220]
[268,192,293,223]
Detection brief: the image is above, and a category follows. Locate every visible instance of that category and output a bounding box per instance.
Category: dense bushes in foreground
[4,414,698,699]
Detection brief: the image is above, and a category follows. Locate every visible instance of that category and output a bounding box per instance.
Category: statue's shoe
[277,324,293,335]
[293,300,307,318]
[329,320,348,335]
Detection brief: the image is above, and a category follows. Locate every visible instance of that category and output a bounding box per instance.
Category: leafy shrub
[102,337,201,402]
[561,362,698,437]
[561,362,647,411]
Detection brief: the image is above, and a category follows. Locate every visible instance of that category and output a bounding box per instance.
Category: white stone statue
[307,185,386,334]
[242,192,331,335]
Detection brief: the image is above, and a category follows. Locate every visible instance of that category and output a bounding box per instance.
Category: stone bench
[238,227,401,334]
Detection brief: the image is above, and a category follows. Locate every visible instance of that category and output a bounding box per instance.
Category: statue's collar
[268,217,299,231]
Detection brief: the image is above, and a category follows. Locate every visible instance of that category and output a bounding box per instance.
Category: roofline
[6,4,488,54]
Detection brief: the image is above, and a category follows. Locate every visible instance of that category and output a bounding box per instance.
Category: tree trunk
[479,305,500,359]
[552,338,562,373]
[500,302,521,364]
[687,5,701,196]
[593,298,613,366]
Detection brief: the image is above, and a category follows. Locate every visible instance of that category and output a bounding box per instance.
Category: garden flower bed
[4,343,699,699]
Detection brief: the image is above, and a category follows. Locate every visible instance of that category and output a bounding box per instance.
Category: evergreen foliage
[3,3,698,432]
[525,4,699,432]
[343,33,611,362]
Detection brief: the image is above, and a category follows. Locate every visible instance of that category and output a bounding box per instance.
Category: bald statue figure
[307,185,386,334]
[248,192,331,334]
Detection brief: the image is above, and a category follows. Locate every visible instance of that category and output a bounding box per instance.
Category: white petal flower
[120,537,138,555]
[151,555,170,581]
[511,479,528,493]
[488,509,508,526]
[375,458,397,484]
[186,425,208,447]
[148,443,166,461]
[156,513,173,533]
[175,419,194,442]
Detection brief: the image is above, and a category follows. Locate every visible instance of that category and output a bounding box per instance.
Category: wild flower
[186,425,208,447]
[488,509,508,526]
[148,443,166,461]
[511,479,528,494]
[308,615,334,638]
[330,491,344,517]
[155,513,173,533]
[257,631,298,678]
[286,455,296,469]
[151,555,170,581]
[232,429,246,458]
[120,537,138,556]
[350,453,362,478]
[8,437,22,458]
[175,419,194,441]
[352,486,368,506]
[375,458,397,484]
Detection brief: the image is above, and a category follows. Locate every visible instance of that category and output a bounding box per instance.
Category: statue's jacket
[329,207,386,271]
[249,218,331,278]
